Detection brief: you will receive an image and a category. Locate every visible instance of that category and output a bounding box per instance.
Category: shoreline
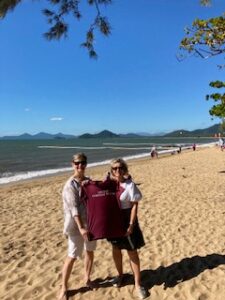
[0,142,217,189]
[0,142,217,187]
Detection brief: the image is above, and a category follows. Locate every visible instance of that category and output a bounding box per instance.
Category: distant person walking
[218,138,224,151]
[58,153,97,300]
[150,145,158,158]
[177,145,182,154]
[192,143,196,151]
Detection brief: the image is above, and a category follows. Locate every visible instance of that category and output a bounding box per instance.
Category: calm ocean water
[0,137,216,184]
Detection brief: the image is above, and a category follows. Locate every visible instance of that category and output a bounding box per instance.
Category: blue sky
[0,0,224,136]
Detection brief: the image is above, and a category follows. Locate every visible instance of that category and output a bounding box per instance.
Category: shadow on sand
[67,274,133,298]
[67,253,225,297]
[141,253,225,289]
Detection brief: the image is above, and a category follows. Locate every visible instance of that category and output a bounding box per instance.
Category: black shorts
[108,208,145,251]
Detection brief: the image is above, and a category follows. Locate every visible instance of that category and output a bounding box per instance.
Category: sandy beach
[1,146,225,300]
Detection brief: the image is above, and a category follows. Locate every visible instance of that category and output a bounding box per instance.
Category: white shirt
[62,177,87,236]
[119,179,142,209]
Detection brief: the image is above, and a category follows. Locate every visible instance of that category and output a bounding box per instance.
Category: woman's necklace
[73,174,85,183]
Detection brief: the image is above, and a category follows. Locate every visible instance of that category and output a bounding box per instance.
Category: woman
[109,158,148,299]
[58,153,97,300]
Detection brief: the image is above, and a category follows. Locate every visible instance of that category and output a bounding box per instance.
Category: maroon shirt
[81,179,126,240]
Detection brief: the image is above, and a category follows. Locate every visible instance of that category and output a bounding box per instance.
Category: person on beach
[150,145,158,158]
[177,145,182,154]
[108,158,148,299]
[218,137,224,151]
[58,153,97,300]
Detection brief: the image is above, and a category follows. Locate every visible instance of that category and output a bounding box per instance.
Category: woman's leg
[127,249,141,288]
[112,245,123,276]
[84,250,94,284]
[58,256,76,300]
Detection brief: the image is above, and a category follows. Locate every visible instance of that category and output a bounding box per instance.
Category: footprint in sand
[16,257,30,268]
[3,242,14,253]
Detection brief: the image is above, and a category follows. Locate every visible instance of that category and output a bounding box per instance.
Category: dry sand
[1,146,225,300]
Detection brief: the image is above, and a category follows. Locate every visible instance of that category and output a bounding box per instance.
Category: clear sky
[0,0,224,136]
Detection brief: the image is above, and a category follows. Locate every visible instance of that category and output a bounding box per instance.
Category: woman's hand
[79,228,89,241]
[81,179,90,186]
[126,224,134,236]
[105,172,111,180]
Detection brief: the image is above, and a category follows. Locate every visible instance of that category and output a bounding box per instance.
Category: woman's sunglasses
[74,161,87,166]
[112,166,124,171]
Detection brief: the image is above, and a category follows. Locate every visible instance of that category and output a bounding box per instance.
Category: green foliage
[220,120,225,131]
[180,15,225,59]
[0,0,21,18]
[1,1,206,58]
[180,3,225,122]
[0,0,112,58]
[209,80,225,88]
[206,81,225,119]
[200,0,211,6]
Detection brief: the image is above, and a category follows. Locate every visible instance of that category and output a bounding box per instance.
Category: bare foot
[58,290,68,300]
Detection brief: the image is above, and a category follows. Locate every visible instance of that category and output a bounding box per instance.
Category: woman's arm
[126,201,138,235]
[65,181,89,241]
[74,215,89,241]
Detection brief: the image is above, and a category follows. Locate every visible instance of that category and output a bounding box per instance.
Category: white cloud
[50,117,64,121]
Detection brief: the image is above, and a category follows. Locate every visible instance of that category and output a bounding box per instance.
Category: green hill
[78,130,119,138]
[164,124,221,137]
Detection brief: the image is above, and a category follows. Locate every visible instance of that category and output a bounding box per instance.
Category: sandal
[136,286,149,299]
[85,280,98,290]
[111,275,124,288]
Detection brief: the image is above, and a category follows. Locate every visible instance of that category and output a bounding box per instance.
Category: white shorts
[68,235,97,259]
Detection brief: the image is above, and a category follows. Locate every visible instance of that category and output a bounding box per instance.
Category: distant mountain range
[0,124,222,140]
[164,124,221,137]
[0,132,76,140]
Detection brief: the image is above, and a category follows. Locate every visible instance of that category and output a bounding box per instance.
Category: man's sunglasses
[74,161,87,166]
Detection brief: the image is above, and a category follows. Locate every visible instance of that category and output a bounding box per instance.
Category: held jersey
[81,179,126,240]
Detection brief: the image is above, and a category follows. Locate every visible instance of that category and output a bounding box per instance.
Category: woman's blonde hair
[110,158,128,174]
[72,153,87,163]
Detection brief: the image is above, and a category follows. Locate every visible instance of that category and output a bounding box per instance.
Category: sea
[0,137,217,185]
